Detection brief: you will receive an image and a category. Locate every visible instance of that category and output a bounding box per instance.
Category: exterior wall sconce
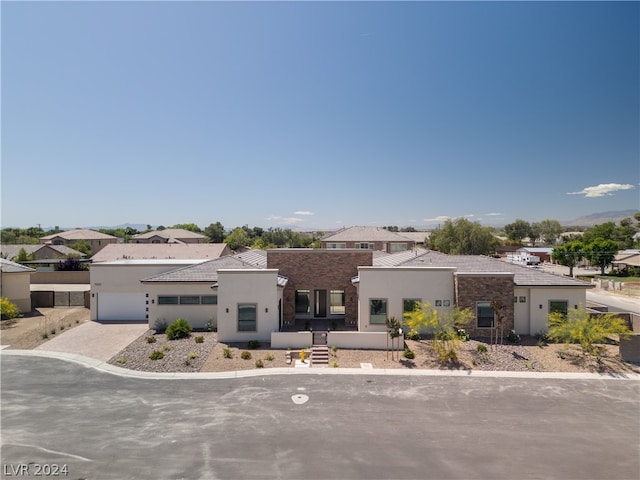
[265,308,269,313]
[225,308,229,313]
[539,305,543,309]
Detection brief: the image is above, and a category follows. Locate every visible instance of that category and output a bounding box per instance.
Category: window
[476,301,494,328]
[435,300,442,307]
[180,296,200,305]
[390,243,408,253]
[355,243,374,249]
[326,243,346,249]
[238,304,257,332]
[443,300,451,307]
[201,295,218,305]
[519,296,527,303]
[330,290,345,315]
[549,300,568,316]
[403,298,420,314]
[295,290,311,314]
[370,299,387,324]
[158,296,179,305]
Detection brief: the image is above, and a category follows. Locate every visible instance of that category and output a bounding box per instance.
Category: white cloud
[464,214,475,218]
[567,183,635,198]
[293,210,314,216]
[423,215,451,222]
[485,212,503,216]
[266,215,304,225]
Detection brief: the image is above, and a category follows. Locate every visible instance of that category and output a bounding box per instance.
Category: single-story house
[40,229,118,253]
[131,228,207,244]
[321,226,416,252]
[612,249,640,270]
[90,248,591,346]
[91,243,231,263]
[0,258,35,313]
[1,244,85,262]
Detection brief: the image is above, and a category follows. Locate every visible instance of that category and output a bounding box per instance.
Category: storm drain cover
[291,394,309,405]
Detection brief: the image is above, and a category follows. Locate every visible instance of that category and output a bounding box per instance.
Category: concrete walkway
[34,321,148,362]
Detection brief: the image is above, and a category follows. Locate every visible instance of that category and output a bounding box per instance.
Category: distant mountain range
[561,210,639,227]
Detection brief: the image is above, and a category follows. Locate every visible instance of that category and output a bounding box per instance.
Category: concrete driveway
[34,321,148,361]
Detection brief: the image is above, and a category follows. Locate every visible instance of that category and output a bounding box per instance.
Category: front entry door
[314,290,327,317]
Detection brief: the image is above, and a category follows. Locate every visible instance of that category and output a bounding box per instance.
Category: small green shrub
[149,350,165,360]
[247,340,261,349]
[0,297,21,320]
[264,353,275,361]
[206,320,214,332]
[331,346,338,354]
[223,348,233,359]
[146,336,157,344]
[403,348,415,359]
[331,360,338,368]
[116,357,127,364]
[165,318,192,340]
[194,335,204,344]
[255,359,264,368]
[476,344,488,353]
[507,330,521,344]
[163,344,171,351]
[188,352,198,359]
[241,351,252,360]
[405,329,421,341]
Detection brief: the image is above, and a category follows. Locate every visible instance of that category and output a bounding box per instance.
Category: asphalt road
[2,355,639,480]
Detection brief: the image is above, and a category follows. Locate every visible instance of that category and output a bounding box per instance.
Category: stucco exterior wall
[217,269,281,343]
[146,283,218,331]
[1,272,32,312]
[267,249,372,326]
[454,272,515,337]
[357,267,456,332]
[528,287,587,335]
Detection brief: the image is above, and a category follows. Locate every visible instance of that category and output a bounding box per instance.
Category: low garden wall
[270,331,313,349]
[326,331,389,349]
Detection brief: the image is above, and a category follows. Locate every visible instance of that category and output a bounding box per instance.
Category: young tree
[385,316,402,360]
[551,241,584,277]
[547,305,631,356]
[403,302,472,362]
[171,223,202,233]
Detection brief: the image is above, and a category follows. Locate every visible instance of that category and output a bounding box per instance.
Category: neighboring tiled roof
[0,258,35,273]
[141,250,267,283]
[373,248,429,267]
[131,229,207,241]
[322,226,416,242]
[395,231,431,243]
[399,251,589,287]
[40,229,117,241]
[0,244,85,260]
[518,247,553,254]
[91,243,230,262]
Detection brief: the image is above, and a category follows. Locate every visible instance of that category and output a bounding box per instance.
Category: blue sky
[2,1,638,231]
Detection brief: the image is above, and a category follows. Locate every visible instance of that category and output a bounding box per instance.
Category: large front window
[549,300,568,316]
[295,290,311,314]
[238,303,257,332]
[330,290,345,315]
[370,299,387,324]
[403,298,421,315]
[476,301,494,328]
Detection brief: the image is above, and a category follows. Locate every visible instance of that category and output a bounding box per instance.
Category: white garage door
[97,293,147,321]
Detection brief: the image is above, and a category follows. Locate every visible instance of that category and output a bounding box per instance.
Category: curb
[3,349,640,381]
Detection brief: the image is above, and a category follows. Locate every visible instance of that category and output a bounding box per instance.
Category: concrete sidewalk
[34,321,148,362]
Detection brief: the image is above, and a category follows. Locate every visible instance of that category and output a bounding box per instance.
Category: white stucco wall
[1,272,32,313]
[528,287,588,335]
[217,269,281,343]
[145,283,218,331]
[513,287,531,336]
[89,260,203,321]
[357,267,456,332]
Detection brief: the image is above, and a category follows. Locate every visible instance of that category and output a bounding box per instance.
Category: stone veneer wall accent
[454,273,515,338]
[267,249,373,326]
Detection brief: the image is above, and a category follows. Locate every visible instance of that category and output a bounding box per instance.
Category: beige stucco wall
[1,272,32,312]
[513,287,531,336]
[357,267,456,332]
[217,269,281,343]
[146,283,218,331]
[528,287,587,335]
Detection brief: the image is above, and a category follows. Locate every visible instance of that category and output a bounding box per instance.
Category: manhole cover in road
[291,394,309,405]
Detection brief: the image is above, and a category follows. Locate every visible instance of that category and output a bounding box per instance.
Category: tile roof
[40,229,118,241]
[131,229,207,241]
[0,244,85,260]
[91,243,230,262]
[0,258,35,273]
[322,226,416,242]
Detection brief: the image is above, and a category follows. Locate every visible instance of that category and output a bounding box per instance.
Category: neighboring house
[40,229,118,254]
[612,249,640,271]
[1,244,85,261]
[131,229,207,244]
[91,248,591,345]
[395,231,430,246]
[0,258,35,312]
[91,243,231,263]
[321,226,416,252]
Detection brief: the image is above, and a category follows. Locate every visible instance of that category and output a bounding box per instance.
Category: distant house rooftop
[91,243,231,262]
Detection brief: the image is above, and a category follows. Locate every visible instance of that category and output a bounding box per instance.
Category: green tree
[547,305,631,356]
[68,239,92,256]
[428,218,500,255]
[537,219,563,245]
[204,222,225,243]
[15,248,30,263]
[403,302,473,362]
[585,238,618,275]
[551,241,584,277]
[504,219,532,244]
[171,223,202,233]
[224,227,250,251]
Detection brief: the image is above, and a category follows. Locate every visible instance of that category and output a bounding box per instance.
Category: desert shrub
[456,328,470,342]
[507,330,521,344]
[149,350,164,360]
[188,352,198,359]
[0,297,21,320]
[241,351,252,360]
[163,345,171,351]
[403,348,415,359]
[476,343,488,353]
[206,320,214,332]
[405,329,421,341]
[116,357,126,364]
[264,353,275,361]
[41,332,48,339]
[331,360,338,368]
[223,348,233,359]
[247,340,261,349]
[154,319,168,333]
[165,318,192,340]
[146,336,157,344]
[255,359,264,368]
[331,345,338,354]
[60,324,65,331]
[194,335,204,344]
[535,330,549,346]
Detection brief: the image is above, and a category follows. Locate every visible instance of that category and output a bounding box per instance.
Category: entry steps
[311,345,329,367]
